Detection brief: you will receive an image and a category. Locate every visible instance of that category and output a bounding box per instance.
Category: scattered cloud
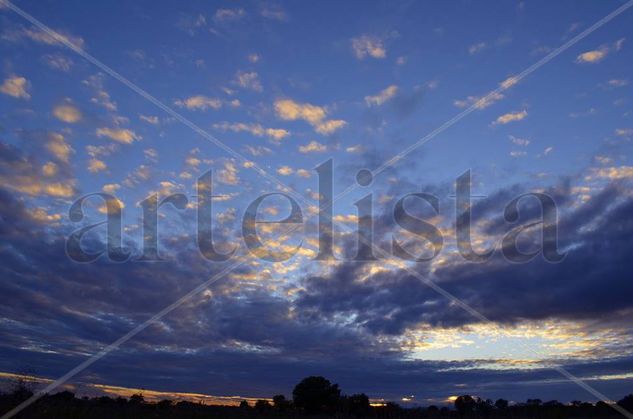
[298,141,327,153]
[46,133,73,163]
[247,54,260,63]
[214,8,245,22]
[607,79,628,88]
[175,95,222,111]
[139,115,160,125]
[234,71,263,92]
[42,54,73,72]
[260,5,287,21]
[468,42,487,55]
[493,110,528,125]
[509,135,530,146]
[576,39,625,64]
[3,26,85,48]
[88,158,107,173]
[96,128,141,144]
[217,160,239,185]
[213,122,289,141]
[0,75,30,99]
[365,85,398,106]
[274,99,346,135]
[351,35,386,59]
[277,166,293,176]
[615,128,633,138]
[53,103,82,123]
[454,92,504,110]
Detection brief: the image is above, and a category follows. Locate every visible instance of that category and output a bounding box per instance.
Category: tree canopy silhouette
[292,375,341,414]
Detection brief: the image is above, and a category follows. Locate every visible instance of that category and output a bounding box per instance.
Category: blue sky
[1,0,633,407]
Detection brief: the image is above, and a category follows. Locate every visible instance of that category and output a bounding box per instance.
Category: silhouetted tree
[239,400,250,408]
[345,393,370,418]
[272,394,291,410]
[494,398,508,409]
[255,399,272,413]
[619,394,633,411]
[292,376,341,414]
[129,393,145,404]
[455,395,477,415]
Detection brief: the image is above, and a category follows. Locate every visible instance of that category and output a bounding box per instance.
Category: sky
[1,0,633,408]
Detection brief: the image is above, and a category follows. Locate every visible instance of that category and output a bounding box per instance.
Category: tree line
[2,375,632,418]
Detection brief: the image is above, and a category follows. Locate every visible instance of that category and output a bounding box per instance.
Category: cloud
[83,74,117,111]
[42,54,73,72]
[139,115,160,125]
[0,75,31,99]
[274,99,346,135]
[615,128,633,138]
[234,71,263,92]
[174,95,222,111]
[454,92,504,110]
[53,103,82,123]
[468,42,487,55]
[509,135,530,146]
[214,8,245,22]
[102,183,120,194]
[315,119,347,135]
[576,39,624,64]
[607,79,628,88]
[213,122,289,141]
[260,5,287,21]
[351,35,386,59]
[298,141,327,153]
[493,110,528,125]
[217,160,239,185]
[365,85,398,106]
[96,128,141,144]
[247,54,260,63]
[277,166,293,176]
[87,158,107,173]
[46,133,73,163]
[3,26,85,49]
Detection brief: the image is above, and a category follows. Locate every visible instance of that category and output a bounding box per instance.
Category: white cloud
[274,98,346,135]
[96,127,141,144]
[213,122,289,141]
[46,133,73,163]
[217,160,239,185]
[234,71,263,92]
[468,42,487,55]
[493,110,528,125]
[139,115,159,124]
[4,26,85,49]
[88,158,107,173]
[299,141,327,153]
[607,79,628,88]
[42,54,73,72]
[175,95,222,111]
[365,85,398,106]
[351,35,386,60]
[509,135,530,146]
[0,75,30,99]
[454,92,504,110]
[248,53,260,63]
[615,128,633,138]
[576,39,624,64]
[315,119,347,135]
[102,183,121,194]
[53,103,82,123]
[214,8,245,22]
[277,166,293,176]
